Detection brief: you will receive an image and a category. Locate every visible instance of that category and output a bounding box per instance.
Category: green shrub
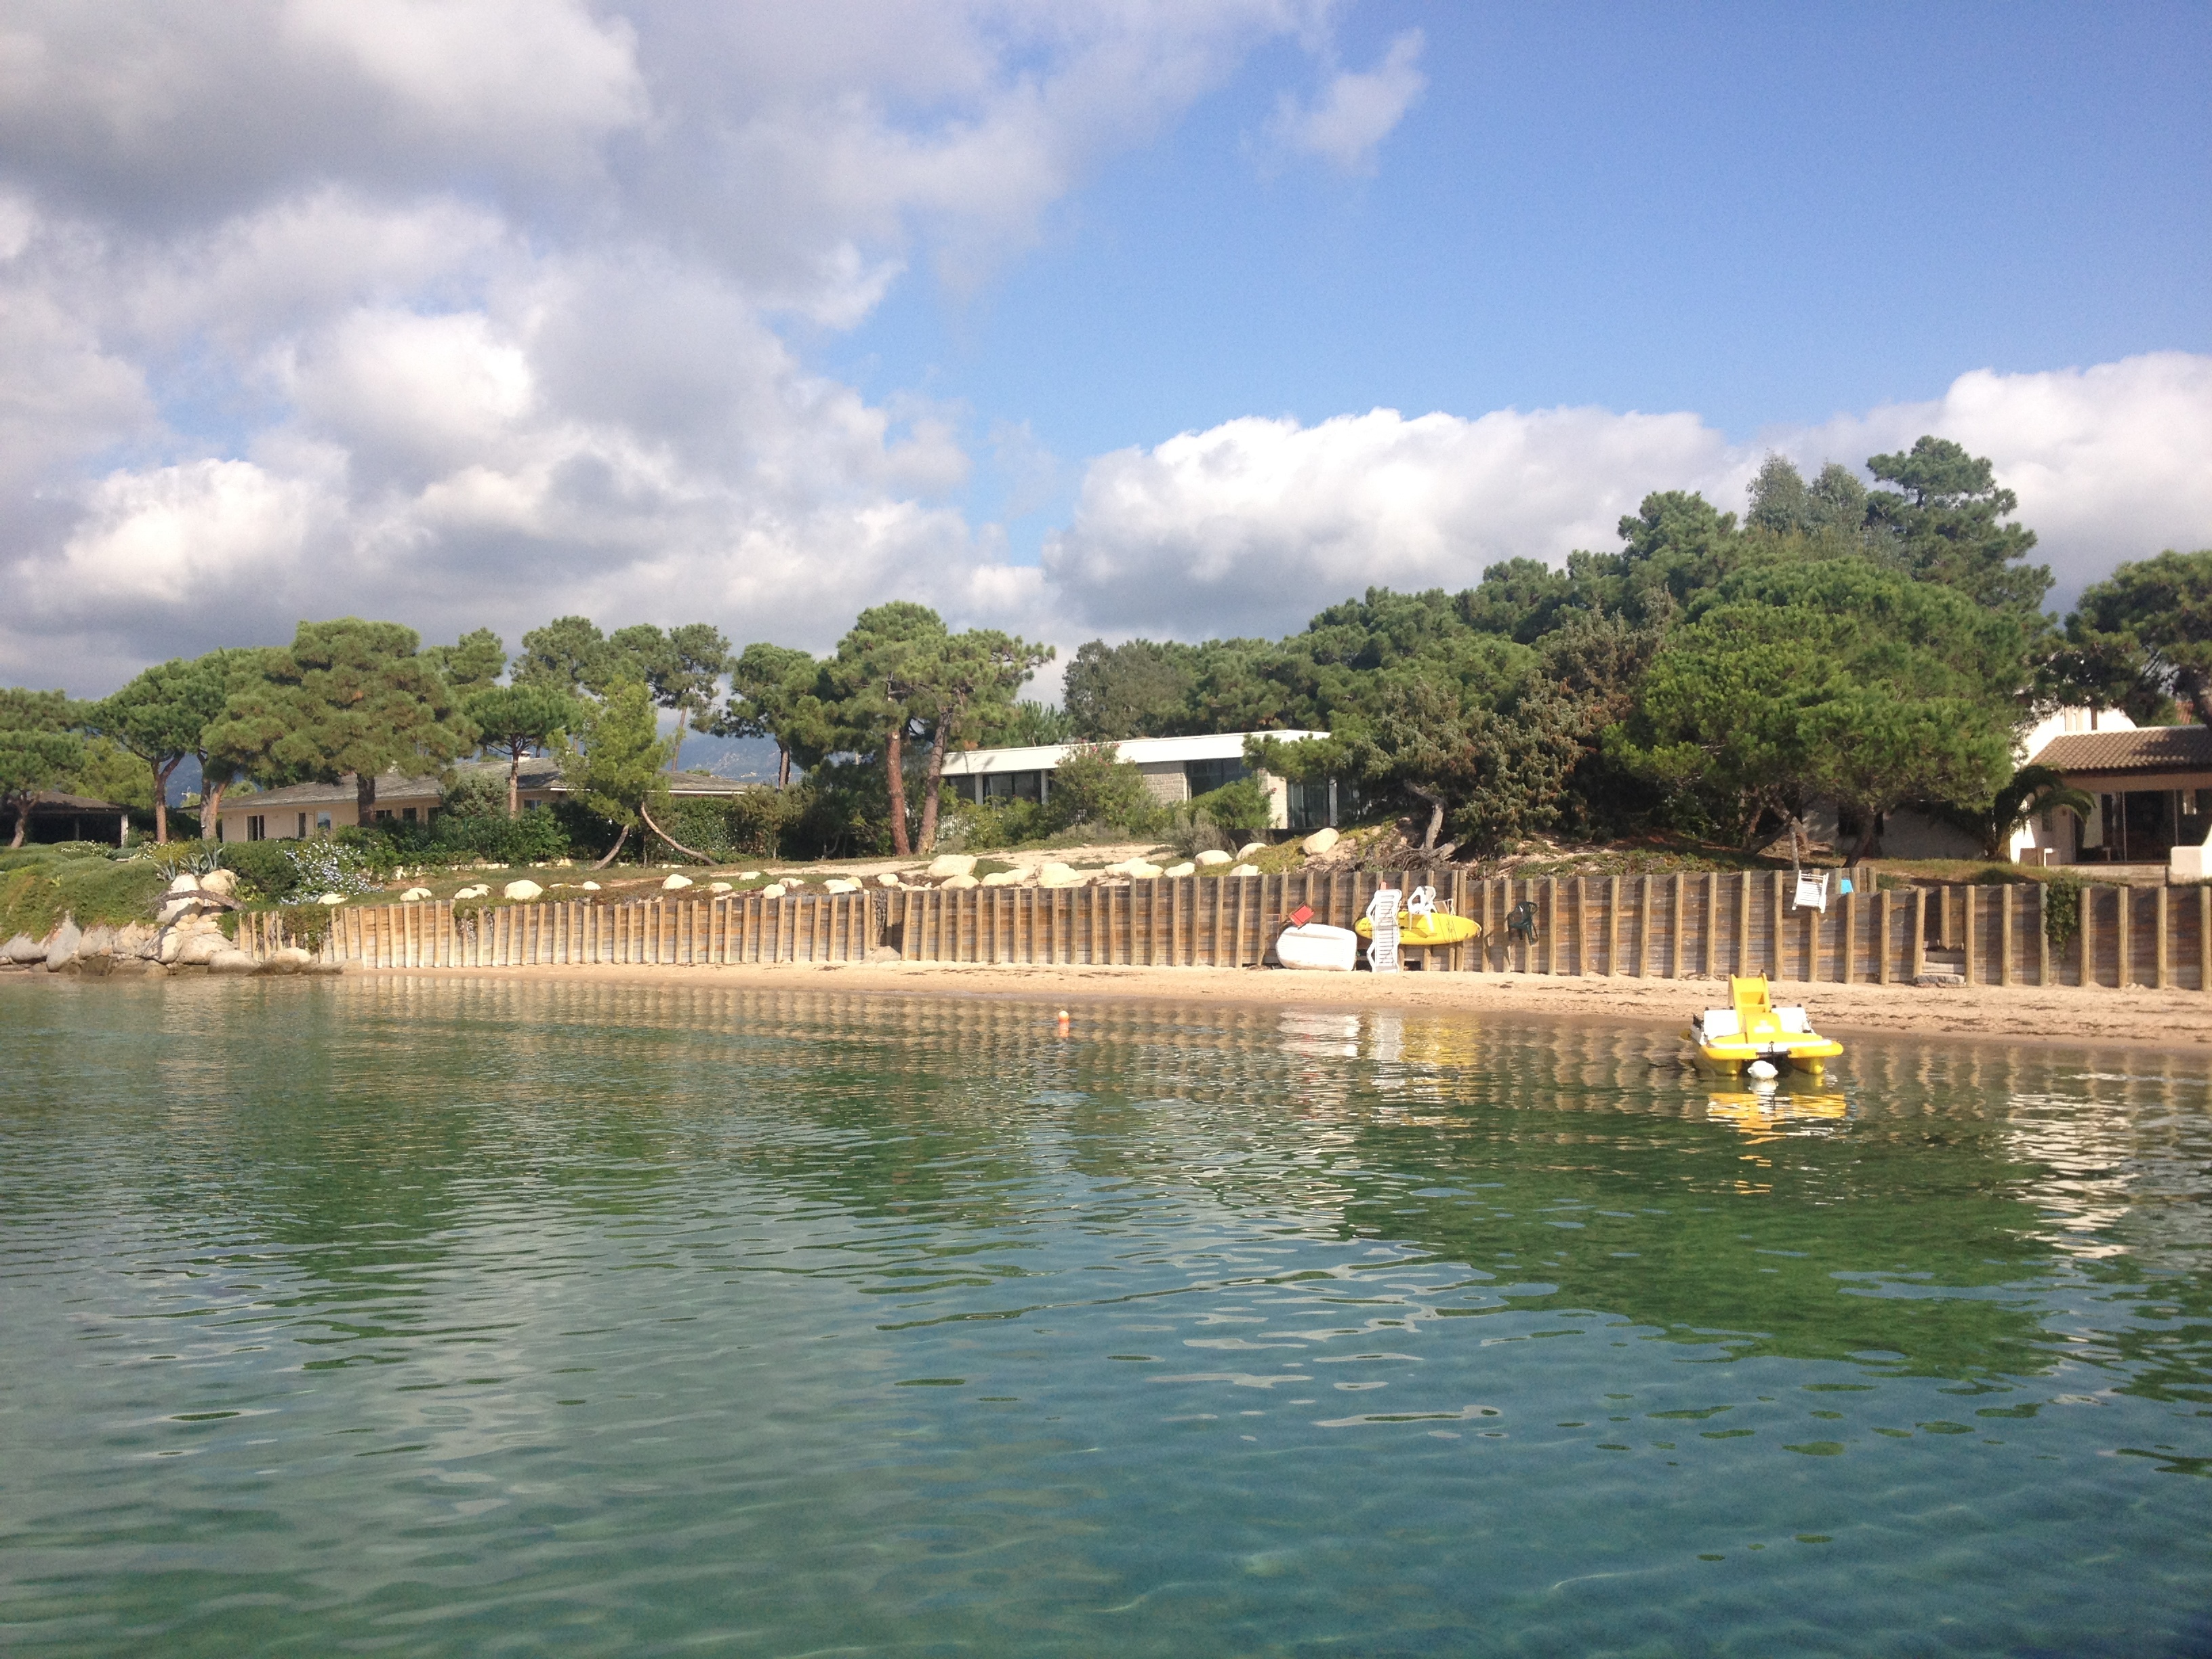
[432,810,571,865]
[2044,874,2082,947]
[659,791,804,861]
[1191,779,1271,836]
[1046,743,1158,835]
[216,840,306,901]
[0,853,168,940]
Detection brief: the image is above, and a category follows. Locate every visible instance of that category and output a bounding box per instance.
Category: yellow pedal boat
[1687,976,1842,1076]
[1354,911,1482,946]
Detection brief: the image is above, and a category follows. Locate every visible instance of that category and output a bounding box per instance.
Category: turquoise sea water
[1,977,2209,1657]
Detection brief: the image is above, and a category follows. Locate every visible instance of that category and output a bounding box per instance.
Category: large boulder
[314,890,347,906]
[400,886,433,901]
[1194,849,1233,867]
[155,895,205,928]
[876,872,903,887]
[207,947,259,973]
[926,853,977,880]
[940,874,980,890]
[1238,841,1268,859]
[502,880,544,901]
[708,881,733,894]
[1037,861,1082,888]
[173,931,228,967]
[1164,861,1196,878]
[760,882,787,899]
[264,946,314,973]
[662,874,694,890]
[1228,863,1259,878]
[1300,826,1340,857]
[824,878,863,893]
[1,933,43,965]
[43,917,82,972]
[198,869,239,898]
[979,870,1020,886]
[1124,860,1162,880]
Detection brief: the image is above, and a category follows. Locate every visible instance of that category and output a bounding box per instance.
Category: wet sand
[314,959,2212,1056]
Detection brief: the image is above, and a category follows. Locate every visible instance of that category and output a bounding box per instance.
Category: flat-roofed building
[939,731,1338,831]
[206,760,766,842]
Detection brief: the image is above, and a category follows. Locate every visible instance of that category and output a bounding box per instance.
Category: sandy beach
[290,958,2212,1055]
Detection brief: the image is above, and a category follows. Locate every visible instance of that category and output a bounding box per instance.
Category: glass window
[1185,757,1247,796]
[402,806,417,822]
[247,815,266,842]
[316,813,332,832]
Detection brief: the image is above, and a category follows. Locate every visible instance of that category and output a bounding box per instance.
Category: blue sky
[850,1,2211,560]
[1,0,2207,693]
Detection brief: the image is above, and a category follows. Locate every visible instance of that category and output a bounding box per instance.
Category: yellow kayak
[1687,975,1842,1075]
[1354,911,1482,945]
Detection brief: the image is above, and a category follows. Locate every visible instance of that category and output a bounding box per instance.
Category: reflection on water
[2,976,2209,1658]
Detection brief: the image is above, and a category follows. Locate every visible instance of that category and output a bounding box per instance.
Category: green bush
[0,851,169,939]
[1191,779,1271,836]
[216,840,306,901]
[433,810,571,865]
[1044,743,1158,834]
[658,791,805,861]
[2043,874,2082,947]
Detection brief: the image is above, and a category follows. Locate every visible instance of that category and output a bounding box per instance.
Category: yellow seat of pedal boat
[1353,911,1481,945]
[1686,975,1843,1072]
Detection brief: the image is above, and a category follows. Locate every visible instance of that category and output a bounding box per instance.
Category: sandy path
[312,959,2212,1056]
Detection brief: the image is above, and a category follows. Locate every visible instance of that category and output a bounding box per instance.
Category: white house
[939,731,1337,832]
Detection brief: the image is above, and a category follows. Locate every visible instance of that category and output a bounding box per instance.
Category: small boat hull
[1274,922,1359,972]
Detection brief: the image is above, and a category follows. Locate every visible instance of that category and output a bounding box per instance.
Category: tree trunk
[916,710,956,853]
[591,821,631,869]
[668,708,687,773]
[152,757,179,844]
[885,722,911,856]
[1409,786,1445,852]
[777,747,790,789]
[1847,817,1880,867]
[640,804,712,863]
[7,798,24,850]
[508,750,522,819]
[201,776,228,840]
[355,771,377,827]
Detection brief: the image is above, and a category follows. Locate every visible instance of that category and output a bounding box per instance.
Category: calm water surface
[2,977,2209,1657]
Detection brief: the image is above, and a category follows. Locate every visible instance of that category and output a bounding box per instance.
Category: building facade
[206,759,763,842]
[938,732,1337,832]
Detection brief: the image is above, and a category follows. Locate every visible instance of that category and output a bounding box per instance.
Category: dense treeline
[3,434,2207,866]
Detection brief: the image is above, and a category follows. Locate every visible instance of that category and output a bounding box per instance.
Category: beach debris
[927,853,977,880]
[502,880,544,901]
[1194,849,1233,867]
[1300,827,1340,857]
[663,874,694,890]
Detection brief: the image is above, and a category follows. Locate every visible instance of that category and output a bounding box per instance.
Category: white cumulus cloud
[1040,352,2212,643]
[1266,28,1425,173]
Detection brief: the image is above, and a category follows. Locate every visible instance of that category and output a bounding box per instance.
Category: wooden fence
[237,869,2212,991]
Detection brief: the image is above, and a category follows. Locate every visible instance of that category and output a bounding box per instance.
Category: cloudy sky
[3,0,2208,695]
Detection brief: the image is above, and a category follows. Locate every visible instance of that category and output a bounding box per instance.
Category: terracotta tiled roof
[2030,725,2212,775]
